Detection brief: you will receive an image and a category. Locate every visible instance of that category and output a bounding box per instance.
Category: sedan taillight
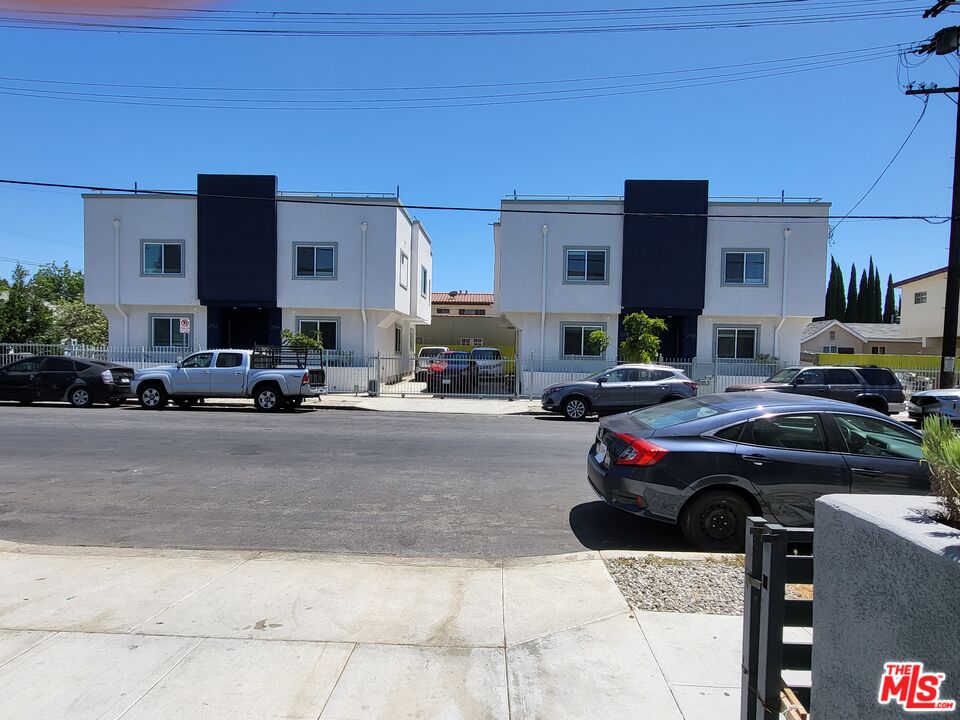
[682,381,698,392]
[100,369,114,384]
[613,432,668,466]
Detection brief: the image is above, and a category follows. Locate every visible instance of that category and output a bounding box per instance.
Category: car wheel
[254,385,283,412]
[562,396,590,420]
[69,387,94,408]
[138,384,167,410]
[680,490,751,552]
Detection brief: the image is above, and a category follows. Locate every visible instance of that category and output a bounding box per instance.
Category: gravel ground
[605,555,811,615]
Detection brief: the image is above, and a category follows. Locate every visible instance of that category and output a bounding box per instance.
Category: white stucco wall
[408,221,432,323]
[497,200,623,316]
[898,272,952,339]
[695,315,808,362]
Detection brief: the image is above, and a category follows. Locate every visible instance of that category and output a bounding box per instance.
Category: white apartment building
[494,180,829,365]
[84,174,432,360]
[894,266,956,355]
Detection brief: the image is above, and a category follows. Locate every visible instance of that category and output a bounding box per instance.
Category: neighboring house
[494,180,829,364]
[800,320,924,356]
[894,266,956,355]
[416,291,517,351]
[84,174,432,358]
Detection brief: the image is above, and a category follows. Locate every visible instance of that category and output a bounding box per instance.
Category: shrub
[920,415,960,528]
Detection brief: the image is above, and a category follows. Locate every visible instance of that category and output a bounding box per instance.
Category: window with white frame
[459,337,483,347]
[394,326,403,353]
[297,318,338,351]
[562,323,604,356]
[399,252,409,289]
[564,248,607,283]
[295,244,336,279]
[829,330,836,340]
[914,291,927,304]
[871,346,887,355]
[723,250,767,285]
[420,266,428,297]
[459,308,486,316]
[716,327,757,359]
[151,316,190,348]
[823,345,839,353]
[142,241,183,276]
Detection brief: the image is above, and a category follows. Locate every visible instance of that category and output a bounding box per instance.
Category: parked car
[0,355,135,407]
[541,364,697,420]
[469,347,505,379]
[131,348,325,412]
[726,366,905,415]
[907,387,960,423]
[587,392,929,551]
[425,351,479,394]
[416,346,448,380]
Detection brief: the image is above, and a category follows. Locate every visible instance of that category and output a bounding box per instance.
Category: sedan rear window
[629,397,728,429]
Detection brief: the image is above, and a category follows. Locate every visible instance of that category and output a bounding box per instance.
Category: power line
[0,178,950,223]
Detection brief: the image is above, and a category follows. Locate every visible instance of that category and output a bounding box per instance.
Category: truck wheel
[138,384,167,410]
[69,387,94,408]
[254,384,283,412]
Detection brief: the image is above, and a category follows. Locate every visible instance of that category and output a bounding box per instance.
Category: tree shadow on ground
[569,501,693,552]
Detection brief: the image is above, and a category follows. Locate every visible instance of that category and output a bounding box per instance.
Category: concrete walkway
[0,541,742,719]
[173,395,544,416]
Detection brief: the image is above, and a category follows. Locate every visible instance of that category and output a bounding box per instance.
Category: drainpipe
[112,219,128,345]
[540,224,548,370]
[773,226,791,359]
[360,221,368,358]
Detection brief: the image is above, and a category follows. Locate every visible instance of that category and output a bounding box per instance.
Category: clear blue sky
[0,0,957,296]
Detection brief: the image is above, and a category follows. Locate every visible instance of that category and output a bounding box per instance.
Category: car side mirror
[793,377,805,386]
[596,376,607,385]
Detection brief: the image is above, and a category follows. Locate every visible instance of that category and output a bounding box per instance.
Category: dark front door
[220,307,271,349]
[736,413,849,526]
[0,357,43,401]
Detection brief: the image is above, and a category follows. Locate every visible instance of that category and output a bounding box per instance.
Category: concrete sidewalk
[183,394,544,416]
[0,541,743,719]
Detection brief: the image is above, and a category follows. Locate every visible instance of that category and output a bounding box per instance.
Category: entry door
[208,352,246,395]
[0,357,42,401]
[176,352,214,394]
[735,413,849,526]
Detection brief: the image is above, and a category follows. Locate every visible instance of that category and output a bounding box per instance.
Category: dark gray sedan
[587,392,929,551]
[541,364,697,420]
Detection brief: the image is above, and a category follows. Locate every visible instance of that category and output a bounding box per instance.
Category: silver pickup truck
[131,349,325,412]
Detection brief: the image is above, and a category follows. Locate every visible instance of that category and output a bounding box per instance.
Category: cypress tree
[883,274,896,323]
[835,261,846,320]
[823,257,842,319]
[867,257,877,321]
[872,266,883,322]
[845,263,859,322]
[857,269,869,323]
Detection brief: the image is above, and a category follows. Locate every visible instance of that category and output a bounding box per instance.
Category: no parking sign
[179,318,191,335]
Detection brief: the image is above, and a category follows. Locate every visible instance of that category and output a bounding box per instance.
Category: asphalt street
[0,402,690,557]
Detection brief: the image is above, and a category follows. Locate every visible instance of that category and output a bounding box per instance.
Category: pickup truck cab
[131,349,325,412]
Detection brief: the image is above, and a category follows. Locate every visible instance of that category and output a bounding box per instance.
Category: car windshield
[583,368,618,381]
[766,368,800,383]
[420,348,445,357]
[629,397,729,429]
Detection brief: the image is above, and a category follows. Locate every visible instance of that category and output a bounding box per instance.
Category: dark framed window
[295,244,336,279]
[142,242,183,276]
[562,323,604,356]
[152,317,189,348]
[399,252,409,289]
[181,353,213,369]
[459,308,486,316]
[746,414,828,452]
[564,248,607,283]
[723,251,767,285]
[420,266,428,297]
[435,308,450,315]
[914,291,927,304]
[716,327,757,359]
[42,357,76,372]
[297,319,338,351]
[833,414,923,460]
[871,347,886,355]
[6,358,42,373]
[215,352,243,368]
[826,369,859,384]
[394,326,402,353]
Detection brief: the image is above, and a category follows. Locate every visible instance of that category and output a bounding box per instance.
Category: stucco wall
[417,316,516,351]
[899,272,954,339]
[695,315,807,361]
[811,494,960,719]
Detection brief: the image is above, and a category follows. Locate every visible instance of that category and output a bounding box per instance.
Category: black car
[425,351,479,394]
[587,392,928,552]
[726,366,905,415]
[0,355,135,407]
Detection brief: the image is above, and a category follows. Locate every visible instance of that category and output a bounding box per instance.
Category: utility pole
[908,10,960,388]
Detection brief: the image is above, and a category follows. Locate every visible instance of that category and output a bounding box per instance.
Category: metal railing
[742,518,813,720]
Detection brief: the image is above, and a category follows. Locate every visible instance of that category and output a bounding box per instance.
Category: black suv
[725,366,905,415]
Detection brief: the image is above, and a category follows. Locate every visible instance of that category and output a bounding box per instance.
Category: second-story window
[142,241,183,276]
[295,244,336,279]
[399,252,409,289]
[565,248,607,283]
[459,308,485,316]
[420,266,428,297]
[915,291,927,304]
[435,308,450,314]
[724,250,767,285]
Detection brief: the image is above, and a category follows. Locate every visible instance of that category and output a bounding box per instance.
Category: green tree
[883,274,897,323]
[0,264,53,343]
[866,257,878,321]
[845,263,859,322]
[872,265,883,322]
[27,261,85,303]
[618,312,667,362]
[856,269,869,323]
[587,329,612,355]
[49,301,108,344]
[823,257,846,320]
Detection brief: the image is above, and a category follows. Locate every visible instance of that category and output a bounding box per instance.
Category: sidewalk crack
[315,642,355,720]
[501,561,513,720]
[110,636,205,720]
[634,613,685,719]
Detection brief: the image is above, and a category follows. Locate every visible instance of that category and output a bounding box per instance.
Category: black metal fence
[741,518,814,720]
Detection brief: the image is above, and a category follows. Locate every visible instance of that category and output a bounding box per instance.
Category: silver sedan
[907,388,960,422]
